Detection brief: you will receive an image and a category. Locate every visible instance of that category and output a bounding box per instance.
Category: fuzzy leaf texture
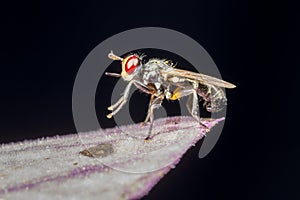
[0,116,224,200]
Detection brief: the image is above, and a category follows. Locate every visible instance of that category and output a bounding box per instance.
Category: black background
[0,1,299,199]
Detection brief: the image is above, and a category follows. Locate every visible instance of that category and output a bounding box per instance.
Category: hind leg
[186,90,208,129]
[169,87,209,130]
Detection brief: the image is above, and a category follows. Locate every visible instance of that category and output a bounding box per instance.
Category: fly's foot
[140,122,148,127]
[106,113,113,119]
[107,106,114,111]
[144,136,151,142]
[199,122,210,133]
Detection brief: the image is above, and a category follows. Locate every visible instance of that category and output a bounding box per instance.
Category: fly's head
[108,51,142,81]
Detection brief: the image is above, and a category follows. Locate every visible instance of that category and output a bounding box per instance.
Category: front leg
[107,80,134,118]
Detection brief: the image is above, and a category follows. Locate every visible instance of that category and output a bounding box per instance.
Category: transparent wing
[161,68,236,88]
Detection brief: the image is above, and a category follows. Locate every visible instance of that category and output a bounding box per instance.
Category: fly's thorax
[140,59,172,91]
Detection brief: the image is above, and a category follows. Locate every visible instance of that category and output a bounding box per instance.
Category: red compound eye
[124,55,139,74]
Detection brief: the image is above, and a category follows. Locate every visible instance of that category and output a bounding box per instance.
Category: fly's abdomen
[198,84,227,112]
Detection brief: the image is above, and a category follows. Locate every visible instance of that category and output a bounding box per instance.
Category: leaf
[0,116,224,200]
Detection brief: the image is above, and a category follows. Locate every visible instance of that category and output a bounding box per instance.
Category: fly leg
[169,86,209,130]
[141,94,155,126]
[107,80,134,118]
[186,90,209,131]
[107,96,124,111]
[144,95,163,141]
[134,81,153,95]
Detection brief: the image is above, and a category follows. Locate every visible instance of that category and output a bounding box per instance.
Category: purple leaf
[0,116,224,199]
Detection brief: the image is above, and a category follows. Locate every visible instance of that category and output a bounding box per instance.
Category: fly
[105,51,236,140]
